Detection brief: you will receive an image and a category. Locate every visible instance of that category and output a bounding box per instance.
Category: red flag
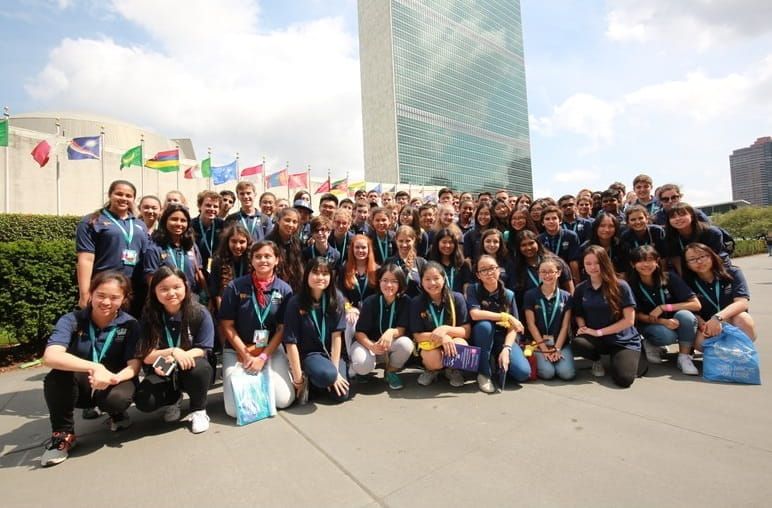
[31,140,52,167]
[288,172,308,189]
[241,163,263,177]
[315,179,331,194]
[183,165,197,179]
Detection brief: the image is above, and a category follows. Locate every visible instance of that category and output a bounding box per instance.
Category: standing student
[514,193,532,211]
[135,267,214,433]
[627,245,701,374]
[138,195,162,236]
[339,234,378,360]
[265,208,304,292]
[208,224,253,312]
[537,205,581,282]
[529,200,545,230]
[491,198,511,232]
[352,264,415,389]
[293,198,314,245]
[428,228,472,294]
[163,190,187,209]
[627,174,661,218]
[329,208,354,268]
[409,261,471,388]
[191,190,224,276]
[284,257,350,403]
[367,206,396,265]
[513,231,574,314]
[463,203,493,261]
[653,184,710,226]
[352,200,372,235]
[399,205,430,258]
[558,194,592,244]
[523,257,576,381]
[581,213,627,276]
[664,202,728,275]
[385,225,426,298]
[41,271,141,467]
[456,199,476,235]
[226,181,273,241]
[572,245,644,388]
[303,216,341,266]
[504,207,538,255]
[620,205,666,260]
[466,255,528,393]
[219,241,296,414]
[479,228,516,290]
[259,192,277,221]
[218,190,236,219]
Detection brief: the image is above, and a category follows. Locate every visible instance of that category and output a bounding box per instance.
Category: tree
[712,206,772,239]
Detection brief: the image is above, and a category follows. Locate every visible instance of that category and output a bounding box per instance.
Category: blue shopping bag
[230,363,277,425]
[702,323,761,385]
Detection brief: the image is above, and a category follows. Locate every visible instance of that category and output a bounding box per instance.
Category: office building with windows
[358,0,532,194]
[730,136,772,206]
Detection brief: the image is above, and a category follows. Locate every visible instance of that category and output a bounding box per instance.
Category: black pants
[44,369,136,433]
[135,357,212,412]
[572,335,647,388]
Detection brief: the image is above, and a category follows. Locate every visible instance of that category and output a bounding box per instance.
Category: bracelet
[500,312,509,323]
[258,353,268,361]
[596,328,603,337]
[502,344,512,350]
[666,304,673,312]
[344,302,353,311]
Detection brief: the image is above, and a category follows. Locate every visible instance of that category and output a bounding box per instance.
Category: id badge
[121,249,138,266]
[206,257,213,273]
[253,329,269,348]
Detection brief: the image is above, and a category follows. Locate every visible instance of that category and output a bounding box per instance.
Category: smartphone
[152,356,176,376]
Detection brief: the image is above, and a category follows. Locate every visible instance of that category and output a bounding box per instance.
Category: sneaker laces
[47,432,74,451]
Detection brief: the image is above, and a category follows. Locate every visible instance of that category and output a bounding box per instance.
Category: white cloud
[529,93,618,148]
[24,0,364,175]
[553,169,600,183]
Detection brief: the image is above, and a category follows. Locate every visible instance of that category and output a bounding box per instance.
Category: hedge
[733,239,765,257]
[0,214,81,242]
[0,240,78,353]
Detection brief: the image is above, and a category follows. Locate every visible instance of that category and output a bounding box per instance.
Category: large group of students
[40,175,757,467]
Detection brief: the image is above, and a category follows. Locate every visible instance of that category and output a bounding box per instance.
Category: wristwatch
[712,314,724,322]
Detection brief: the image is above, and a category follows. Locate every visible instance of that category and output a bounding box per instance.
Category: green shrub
[733,239,765,258]
[0,214,81,242]
[0,240,78,353]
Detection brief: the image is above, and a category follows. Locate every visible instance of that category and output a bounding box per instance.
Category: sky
[2,0,771,206]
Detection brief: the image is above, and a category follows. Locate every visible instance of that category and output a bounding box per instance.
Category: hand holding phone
[153,356,176,376]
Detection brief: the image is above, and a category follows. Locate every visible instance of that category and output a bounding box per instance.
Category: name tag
[122,249,138,266]
[253,329,269,348]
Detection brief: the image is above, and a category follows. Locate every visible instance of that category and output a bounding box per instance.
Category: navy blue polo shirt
[329,231,354,267]
[302,244,341,266]
[76,210,148,280]
[207,256,249,298]
[684,266,750,321]
[282,292,346,357]
[630,271,694,315]
[514,258,572,296]
[191,216,224,271]
[620,225,666,257]
[465,282,519,320]
[139,303,214,353]
[439,262,473,294]
[48,308,139,373]
[417,230,431,258]
[226,210,273,241]
[368,230,396,264]
[408,291,469,334]
[355,294,411,340]
[573,279,640,350]
[562,218,593,244]
[653,207,710,226]
[218,274,293,348]
[523,287,572,338]
[666,225,727,262]
[384,255,426,298]
[539,228,581,263]
[337,265,377,308]
[144,241,203,293]
[462,229,483,260]
[580,240,628,275]
[351,222,372,236]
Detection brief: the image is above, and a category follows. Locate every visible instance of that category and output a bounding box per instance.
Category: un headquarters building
[358,0,532,195]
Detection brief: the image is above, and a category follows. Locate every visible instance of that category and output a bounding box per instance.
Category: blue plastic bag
[230,363,277,425]
[702,323,761,385]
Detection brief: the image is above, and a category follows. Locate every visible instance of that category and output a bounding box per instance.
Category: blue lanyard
[309,295,328,346]
[527,265,540,288]
[197,220,216,257]
[633,228,653,248]
[378,296,396,335]
[428,302,445,328]
[335,234,348,259]
[443,264,455,291]
[240,213,257,236]
[354,274,368,303]
[376,234,390,261]
[166,247,186,271]
[540,294,560,333]
[694,278,721,313]
[250,289,274,329]
[88,323,116,363]
[637,283,665,308]
[162,314,181,348]
[103,209,134,246]
[546,231,563,255]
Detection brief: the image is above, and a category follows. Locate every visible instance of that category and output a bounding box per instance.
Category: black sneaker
[41,432,76,467]
[82,407,101,419]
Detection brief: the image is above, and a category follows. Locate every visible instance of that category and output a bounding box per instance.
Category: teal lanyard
[540,294,560,333]
[634,228,653,248]
[250,289,273,329]
[376,234,390,260]
[354,274,368,303]
[88,323,116,363]
[103,209,134,246]
[166,247,186,271]
[428,302,445,328]
[694,278,721,313]
[443,265,455,291]
[309,295,327,345]
[378,296,396,335]
[240,213,256,236]
[547,231,563,255]
[527,265,540,288]
[638,283,665,308]
[335,234,348,259]
[162,314,181,348]
[198,220,216,257]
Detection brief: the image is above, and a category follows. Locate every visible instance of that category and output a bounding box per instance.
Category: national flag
[265,169,288,188]
[370,183,382,194]
[201,157,212,178]
[348,180,366,193]
[120,145,142,169]
[387,185,397,193]
[315,179,331,194]
[288,172,308,189]
[212,160,238,185]
[31,140,51,167]
[241,163,263,177]
[67,135,100,160]
[0,119,8,147]
[145,149,179,172]
[183,164,199,179]
[331,178,348,192]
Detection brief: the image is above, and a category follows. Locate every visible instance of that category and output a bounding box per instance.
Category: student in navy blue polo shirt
[225,181,273,241]
[620,205,666,261]
[463,203,493,261]
[208,224,253,312]
[581,213,628,277]
[191,190,224,276]
[664,203,728,275]
[339,234,378,363]
[538,205,581,282]
[284,257,350,404]
[76,180,148,313]
[265,207,304,292]
[368,206,396,264]
[558,194,592,244]
[41,271,141,467]
[134,267,214,433]
[219,241,295,414]
[682,243,756,349]
[466,255,528,393]
[303,216,341,266]
[385,225,426,298]
[523,256,576,381]
[428,228,472,295]
[513,231,574,316]
[409,261,471,388]
[330,208,355,267]
[352,264,415,390]
[572,245,645,388]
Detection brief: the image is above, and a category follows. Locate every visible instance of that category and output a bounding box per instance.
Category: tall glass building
[358,0,532,194]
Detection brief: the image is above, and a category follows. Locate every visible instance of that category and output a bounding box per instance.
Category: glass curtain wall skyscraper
[358,0,532,194]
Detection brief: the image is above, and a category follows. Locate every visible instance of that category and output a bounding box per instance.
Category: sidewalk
[1,255,771,507]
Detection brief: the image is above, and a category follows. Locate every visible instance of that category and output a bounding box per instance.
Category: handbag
[230,363,277,425]
[702,323,761,385]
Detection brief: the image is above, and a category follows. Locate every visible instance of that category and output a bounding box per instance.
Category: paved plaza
[1,255,771,507]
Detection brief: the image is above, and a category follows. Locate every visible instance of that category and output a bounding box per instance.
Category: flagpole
[261,156,266,192]
[207,147,212,189]
[3,106,9,213]
[55,118,62,216]
[100,125,105,203]
[327,168,331,192]
[140,134,145,197]
[286,161,290,202]
[307,164,311,194]
[235,152,240,185]
[175,143,180,190]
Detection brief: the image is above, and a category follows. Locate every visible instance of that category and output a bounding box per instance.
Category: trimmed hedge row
[0,214,81,242]
[733,239,766,257]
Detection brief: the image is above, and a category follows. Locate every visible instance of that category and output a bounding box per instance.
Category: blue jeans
[534,342,576,380]
[638,309,697,347]
[471,321,530,382]
[302,352,349,403]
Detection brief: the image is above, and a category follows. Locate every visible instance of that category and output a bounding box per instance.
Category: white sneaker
[477,374,495,393]
[417,370,439,386]
[445,368,465,388]
[643,340,662,364]
[591,360,605,377]
[677,354,699,376]
[163,395,183,422]
[189,410,210,434]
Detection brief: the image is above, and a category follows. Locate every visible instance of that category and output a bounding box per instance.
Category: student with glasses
[652,184,709,226]
[303,216,341,266]
[558,194,593,244]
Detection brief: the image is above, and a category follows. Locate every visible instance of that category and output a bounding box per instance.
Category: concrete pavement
[1,254,771,507]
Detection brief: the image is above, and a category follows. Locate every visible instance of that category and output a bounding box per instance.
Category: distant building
[357,0,532,195]
[730,136,772,206]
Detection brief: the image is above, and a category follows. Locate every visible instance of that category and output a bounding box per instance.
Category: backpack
[717,227,735,256]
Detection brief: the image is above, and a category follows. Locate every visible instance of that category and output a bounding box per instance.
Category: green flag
[201,157,211,177]
[120,145,142,169]
[0,119,8,147]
